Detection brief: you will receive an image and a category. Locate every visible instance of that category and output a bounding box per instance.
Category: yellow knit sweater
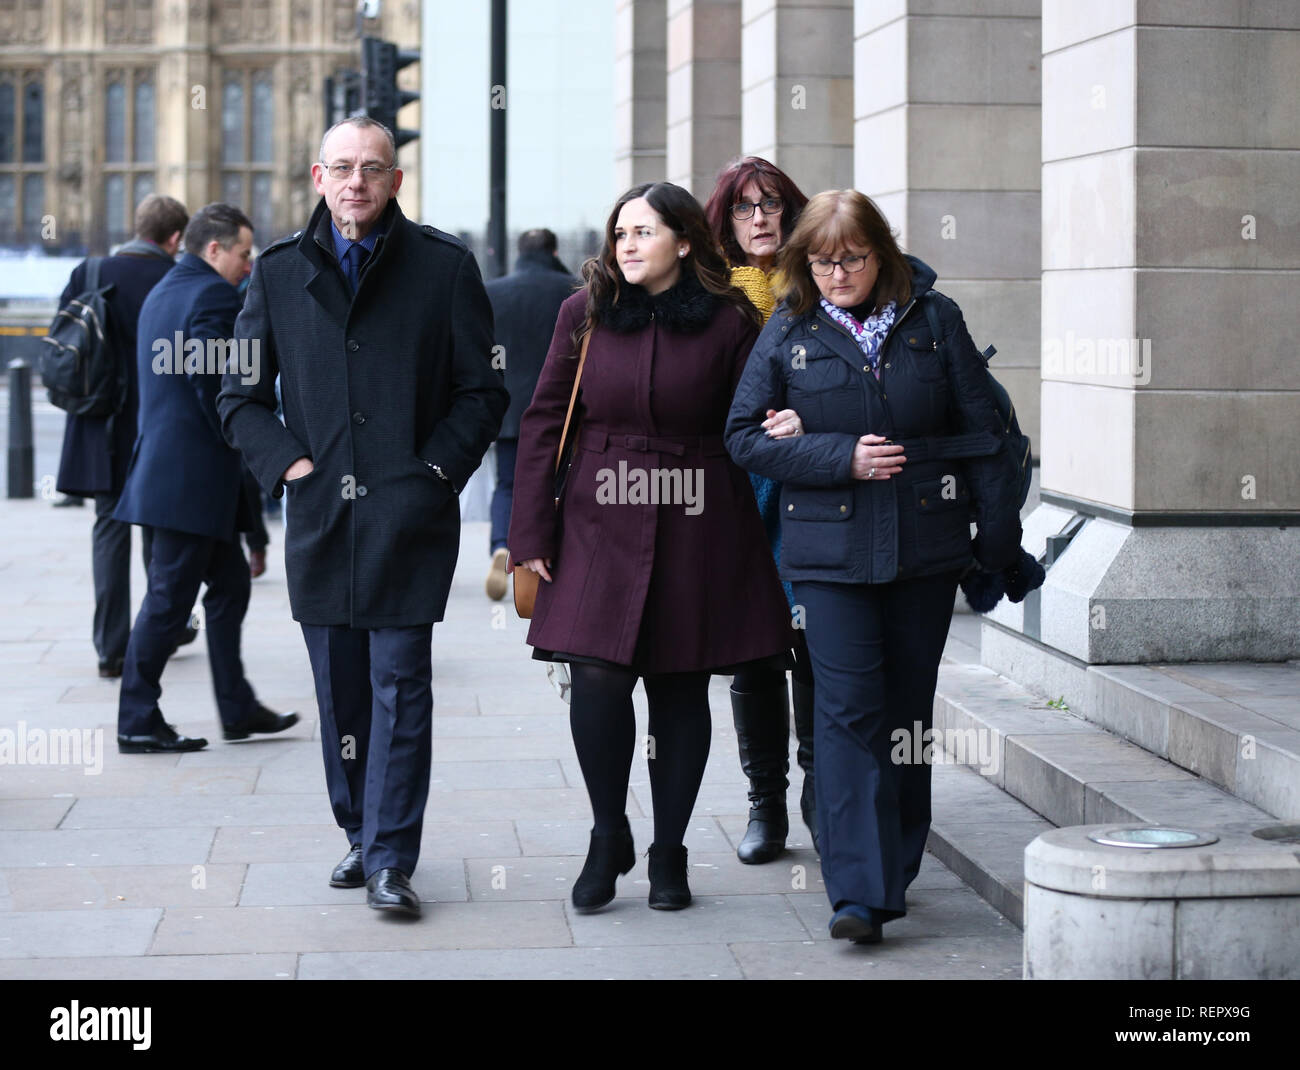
[729,265,778,325]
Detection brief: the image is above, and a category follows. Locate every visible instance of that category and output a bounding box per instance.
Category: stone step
[980,621,1300,822]
[923,632,1278,929]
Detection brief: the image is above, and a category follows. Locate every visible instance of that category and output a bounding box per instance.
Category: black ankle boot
[571,817,635,913]
[731,684,790,864]
[791,677,818,855]
[647,843,691,910]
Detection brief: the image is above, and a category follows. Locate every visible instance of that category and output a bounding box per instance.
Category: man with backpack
[51,194,190,679]
[114,202,298,754]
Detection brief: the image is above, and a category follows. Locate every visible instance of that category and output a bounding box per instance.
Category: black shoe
[329,844,364,888]
[731,684,790,864]
[98,658,124,679]
[829,905,882,945]
[647,844,691,910]
[118,721,208,754]
[571,816,635,913]
[791,676,819,855]
[175,621,200,649]
[53,495,85,508]
[222,704,300,741]
[366,868,420,917]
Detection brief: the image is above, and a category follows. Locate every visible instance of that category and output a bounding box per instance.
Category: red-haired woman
[704,157,817,864]
[509,182,792,913]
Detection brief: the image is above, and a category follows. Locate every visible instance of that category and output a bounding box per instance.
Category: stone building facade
[617,0,1299,664]
[0,0,421,253]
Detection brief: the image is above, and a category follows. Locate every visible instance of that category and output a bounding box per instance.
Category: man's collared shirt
[329,219,382,293]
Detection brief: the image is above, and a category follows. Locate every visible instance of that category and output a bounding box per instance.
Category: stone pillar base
[989,504,1300,664]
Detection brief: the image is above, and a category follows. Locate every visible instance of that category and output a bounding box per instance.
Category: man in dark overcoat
[217,117,507,917]
[54,194,189,678]
[482,227,577,599]
[115,202,298,754]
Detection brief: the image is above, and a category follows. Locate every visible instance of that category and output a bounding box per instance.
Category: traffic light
[323,69,363,134]
[362,36,420,149]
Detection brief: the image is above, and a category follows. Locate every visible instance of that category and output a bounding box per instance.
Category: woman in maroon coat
[509,182,792,912]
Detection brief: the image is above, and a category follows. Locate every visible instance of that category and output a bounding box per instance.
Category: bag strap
[554,328,592,474]
[85,257,103,293]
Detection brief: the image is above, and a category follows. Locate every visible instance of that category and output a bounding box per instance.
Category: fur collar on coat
[599,267,719,334]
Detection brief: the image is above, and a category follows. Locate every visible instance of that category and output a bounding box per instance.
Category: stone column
[155,1,211,214]
[741,0,853,192]
[615,0,668,189]
[993,2,1300,663]
[853,0,1042,447]
[666,0,742,195]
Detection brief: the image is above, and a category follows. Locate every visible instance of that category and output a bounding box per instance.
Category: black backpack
[39,258,123,417]
[924,293,1033,510]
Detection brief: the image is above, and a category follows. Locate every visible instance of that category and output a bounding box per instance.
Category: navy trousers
[118,526,256,736]
[793,571,960,923]
[489,438,516,554]
[300,623,433,879]
[92,490,153,665]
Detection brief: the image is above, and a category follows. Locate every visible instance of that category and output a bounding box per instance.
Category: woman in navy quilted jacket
[725,190,1024,944]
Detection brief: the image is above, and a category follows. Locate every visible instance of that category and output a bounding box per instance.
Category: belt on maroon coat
[578,429,730,457]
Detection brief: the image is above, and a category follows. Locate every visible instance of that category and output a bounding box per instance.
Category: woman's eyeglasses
[730,197,784,220]
[323,164,395,182]
[808,252,872,277]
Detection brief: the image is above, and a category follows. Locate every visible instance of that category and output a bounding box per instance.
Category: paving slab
[1,863,246,911]
[149,900,572,955]
[298,943,745,980]
[0,907,162,958]
[0,953,298,980]
[564,892,813,947]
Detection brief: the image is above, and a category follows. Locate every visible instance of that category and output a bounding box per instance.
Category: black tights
[568,662,712,848]
[731,629,814,692]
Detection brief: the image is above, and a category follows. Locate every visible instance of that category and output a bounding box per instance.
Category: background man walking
[52,194,190,678]
[482,227,577,599]
[115,202,297,754]
[219,117,507,918]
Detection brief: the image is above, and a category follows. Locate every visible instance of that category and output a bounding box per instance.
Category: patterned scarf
[819,298,897,378]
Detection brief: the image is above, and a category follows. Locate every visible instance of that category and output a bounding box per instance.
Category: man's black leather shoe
[366,868,420,917]
[330,844,364,888]
[98,658,124,679]
[222,704,300,742]
[118,721,208,754]
[174,622,200,651]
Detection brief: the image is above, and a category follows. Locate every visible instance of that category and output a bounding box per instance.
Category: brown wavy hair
[774,190,912,316]
[578,182,760,345]
[703,156,809,268]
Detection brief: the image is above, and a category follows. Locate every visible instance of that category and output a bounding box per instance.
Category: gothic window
[0,70,45,243]
[220,67,276,242]
[102,69,157,247]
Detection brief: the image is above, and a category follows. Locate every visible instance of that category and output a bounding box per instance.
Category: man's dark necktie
[341,244,362,295]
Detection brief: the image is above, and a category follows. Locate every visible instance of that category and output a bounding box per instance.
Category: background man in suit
[115,202,298,754]
[482,228,577,600]
[53,194,191,678]
[219,117,507,918]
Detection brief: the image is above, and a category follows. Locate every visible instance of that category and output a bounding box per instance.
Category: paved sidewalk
[0,491,1021,979]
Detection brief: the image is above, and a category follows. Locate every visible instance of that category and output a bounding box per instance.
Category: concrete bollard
[1024,823,1300,979]
[7,358,35,499]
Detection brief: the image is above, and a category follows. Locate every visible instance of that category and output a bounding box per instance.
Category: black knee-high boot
[791,676,818,855]
[730,682,790,864]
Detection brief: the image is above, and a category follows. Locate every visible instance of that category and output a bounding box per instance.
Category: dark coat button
[353,412,365,424]
[347,339,360,352]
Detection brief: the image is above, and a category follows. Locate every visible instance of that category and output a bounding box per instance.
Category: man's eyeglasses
[323,163,395,182]
[808,252,872,277]
[730,197,784,220]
